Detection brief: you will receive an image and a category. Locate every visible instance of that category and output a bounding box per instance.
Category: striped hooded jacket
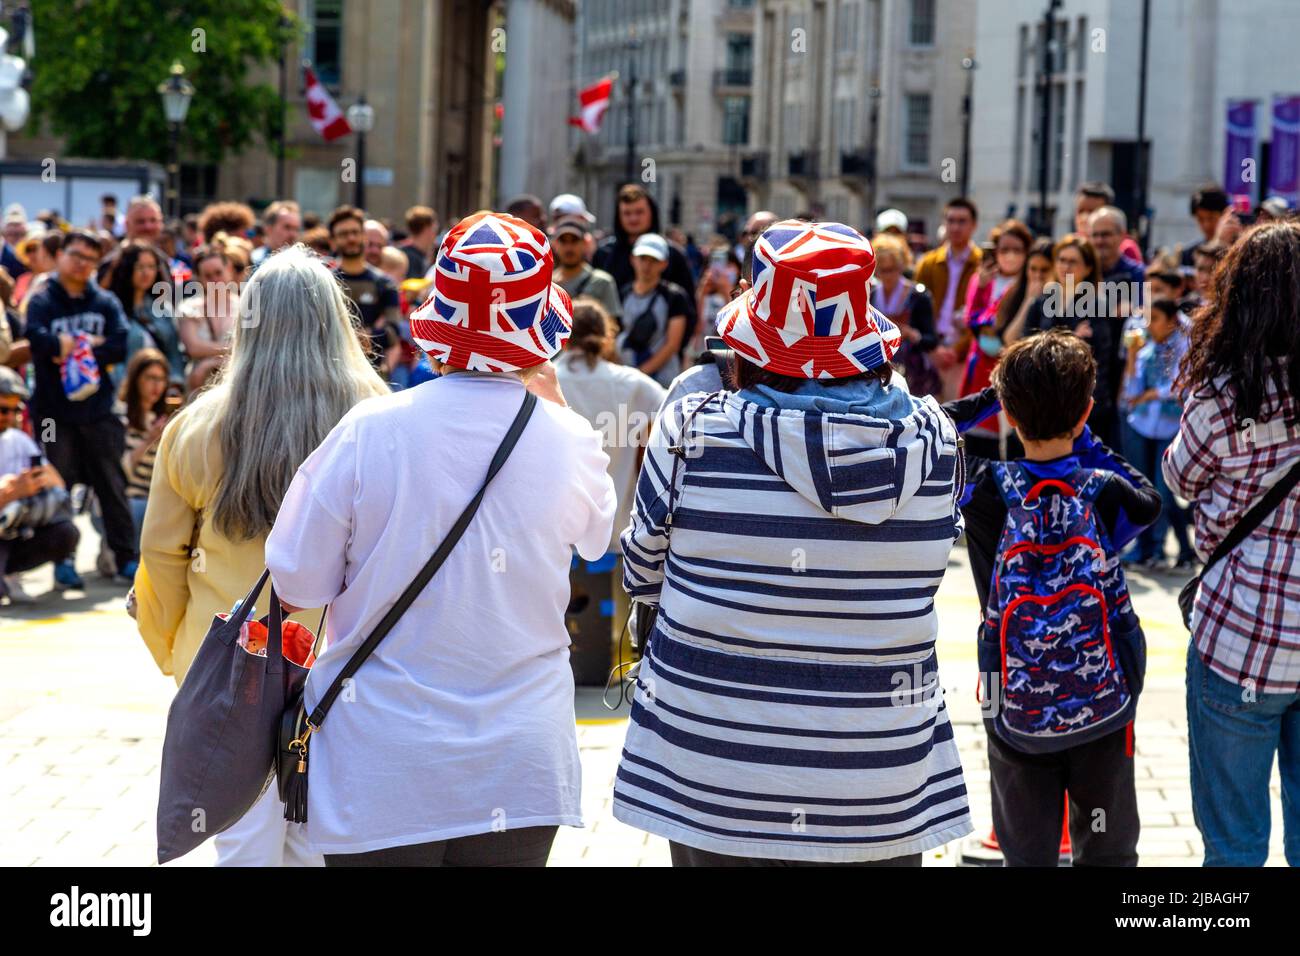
[613,383,973,862]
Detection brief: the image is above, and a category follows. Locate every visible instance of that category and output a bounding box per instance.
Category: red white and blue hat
[715,220,901,379]
[410,211,573,372]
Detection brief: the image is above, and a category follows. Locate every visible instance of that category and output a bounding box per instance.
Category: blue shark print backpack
[977,462,1146,754]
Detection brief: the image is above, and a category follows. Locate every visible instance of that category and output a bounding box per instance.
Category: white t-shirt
[265,373,616,854]
[0,427,42,480]
[554,353,666,553]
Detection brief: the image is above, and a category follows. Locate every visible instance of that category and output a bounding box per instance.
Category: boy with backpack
[944,329,1162,866]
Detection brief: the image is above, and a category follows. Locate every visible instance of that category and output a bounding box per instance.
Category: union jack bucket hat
[715,220,901,379]
[410,211,573,372]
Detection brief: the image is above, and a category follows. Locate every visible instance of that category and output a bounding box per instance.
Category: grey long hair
[206,244,388,540]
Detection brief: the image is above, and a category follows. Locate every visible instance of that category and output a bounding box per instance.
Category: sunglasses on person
[0,402,21,417]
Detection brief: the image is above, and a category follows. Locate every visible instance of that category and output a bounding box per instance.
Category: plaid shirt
[1163,375,1300,693]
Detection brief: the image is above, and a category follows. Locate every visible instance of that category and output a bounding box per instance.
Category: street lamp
[157,61,194,220]
[347,96,375,209]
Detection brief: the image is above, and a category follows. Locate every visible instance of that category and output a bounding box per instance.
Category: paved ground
[0,515,1288,866]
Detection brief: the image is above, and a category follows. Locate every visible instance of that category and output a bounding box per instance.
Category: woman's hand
[527,360,567,406]
[1074,320,1093,340]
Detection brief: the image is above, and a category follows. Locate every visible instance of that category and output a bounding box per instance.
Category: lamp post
[959,57,976,198]
[347,96,375,210]
[158,61,194,220]
[1035,0,1062,236]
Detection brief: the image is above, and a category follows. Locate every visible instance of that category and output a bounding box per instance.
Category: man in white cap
[1,204,29,278]
[617,233,690,387]
[874,208,909,238]
[549,193,596,225]
[0,366,80,604]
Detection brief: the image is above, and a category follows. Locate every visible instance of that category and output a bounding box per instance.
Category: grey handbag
[156,569,313,864]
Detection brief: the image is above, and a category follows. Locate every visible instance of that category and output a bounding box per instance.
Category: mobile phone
[29,454,42,469]
[981,242,997,259]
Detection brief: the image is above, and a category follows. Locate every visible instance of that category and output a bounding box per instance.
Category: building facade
[969,0,1300,253]
[748,0,974,241]
[202,0,503,224]
[574,0,758,242]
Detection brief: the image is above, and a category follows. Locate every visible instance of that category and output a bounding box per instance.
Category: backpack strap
[1071,468,1109,503]
[990,460,1030,508]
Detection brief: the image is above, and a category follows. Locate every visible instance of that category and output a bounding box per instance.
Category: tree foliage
[27,0,295,164]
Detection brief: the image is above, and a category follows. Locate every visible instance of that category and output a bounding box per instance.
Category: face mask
[978,334,1002,357]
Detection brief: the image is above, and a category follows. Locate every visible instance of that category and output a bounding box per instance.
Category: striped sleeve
[620,397,692,603]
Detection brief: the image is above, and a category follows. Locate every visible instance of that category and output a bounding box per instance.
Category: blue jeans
[1186,644,1300,865]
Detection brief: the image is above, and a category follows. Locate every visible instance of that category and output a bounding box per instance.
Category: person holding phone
[0,366,78,604]
[119,350,177,550]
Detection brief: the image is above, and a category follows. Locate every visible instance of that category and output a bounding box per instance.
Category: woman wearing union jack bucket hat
[613,220,973,866]
[263,211,617,866]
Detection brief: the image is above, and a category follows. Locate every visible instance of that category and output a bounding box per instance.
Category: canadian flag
[568,76,613,134]
[303,66,352,142]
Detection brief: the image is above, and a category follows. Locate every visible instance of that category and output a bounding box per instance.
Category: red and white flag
[303,66,352,142]
[568,76,613,134]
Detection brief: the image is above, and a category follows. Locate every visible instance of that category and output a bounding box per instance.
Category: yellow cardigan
[135,390,323,684]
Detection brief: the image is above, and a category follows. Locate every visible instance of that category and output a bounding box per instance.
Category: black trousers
[323,825,557,867]
[987,725,1139,866]
[0,519,79,582]
[41,416,136,569]
[670,843,923,867]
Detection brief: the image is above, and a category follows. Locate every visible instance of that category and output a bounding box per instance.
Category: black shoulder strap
[1200,457,1300,577]
[306,389,538,728]
[570,269,593,298]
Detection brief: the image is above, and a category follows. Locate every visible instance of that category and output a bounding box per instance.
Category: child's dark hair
[992,329,1096,441]
[1149,298,1180,323]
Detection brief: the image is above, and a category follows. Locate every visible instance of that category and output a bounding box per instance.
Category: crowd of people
[0,175,1296,869]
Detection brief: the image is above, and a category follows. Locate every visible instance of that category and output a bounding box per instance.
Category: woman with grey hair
[135,244,389,866]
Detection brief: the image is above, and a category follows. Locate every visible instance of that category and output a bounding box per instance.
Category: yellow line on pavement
[3,608,125,630]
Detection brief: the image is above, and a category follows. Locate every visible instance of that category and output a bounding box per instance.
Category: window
[909,0,935,47]
[1018,25,1030,79]
[723,96,750,145]
[725,32,753,82]
[1076,16,1088,69]
[904,93,931,167]
[304,0,344,89]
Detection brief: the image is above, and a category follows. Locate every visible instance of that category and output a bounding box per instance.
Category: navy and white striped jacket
[613,384,973,861]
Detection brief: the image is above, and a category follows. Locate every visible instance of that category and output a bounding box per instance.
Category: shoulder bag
[1179,458,1300,628]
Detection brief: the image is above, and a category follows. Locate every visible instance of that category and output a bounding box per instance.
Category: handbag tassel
[283,752,309,824]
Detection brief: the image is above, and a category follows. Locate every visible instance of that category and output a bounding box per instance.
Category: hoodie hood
[718,379,957,526]
[613,190,663,246]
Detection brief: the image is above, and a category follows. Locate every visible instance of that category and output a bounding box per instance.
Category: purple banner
[1268,95,1300,206]
[1224,99,1258,206]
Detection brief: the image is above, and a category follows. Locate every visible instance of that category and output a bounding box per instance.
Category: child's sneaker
[53,560,85,591]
